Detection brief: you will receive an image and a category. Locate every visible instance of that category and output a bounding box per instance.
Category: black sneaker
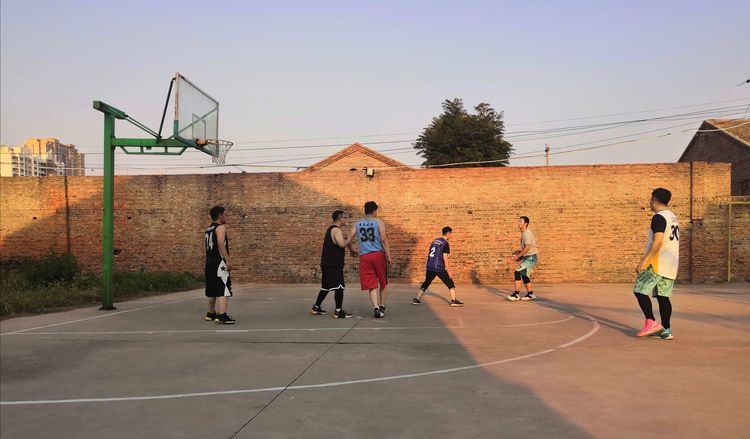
[450,299,464,307]
[374,307,383,318]
[205,311,217,321]
[412,298,422,305]
[521,293,536,301]
[215,313,236,324]
[379,305,386,317]
[507,293,520,302]
[333,309,352,319]
[310,305,327,315]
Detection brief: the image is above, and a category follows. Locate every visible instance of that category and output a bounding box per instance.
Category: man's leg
[436,271,458,302]
[207,297,216,313]
[634,292,655,320]
[376,252,388,311]
[334,288,344,311]
[379,285,388,308]
[650,294,674,339]
[508,270,524,301]
[218,296,228,314]
[369,288,379,307]
[633,268,663,336]
[314,290,329,307]
[634,291,662,336]
[520,274,535,300]
[656,295,672,329]
[417,272,437,300]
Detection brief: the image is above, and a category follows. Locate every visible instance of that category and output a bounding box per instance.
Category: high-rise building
[0,138,85,177]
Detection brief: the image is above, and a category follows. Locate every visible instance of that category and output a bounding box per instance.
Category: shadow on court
[2,282,749,439]
[0,283,598,439]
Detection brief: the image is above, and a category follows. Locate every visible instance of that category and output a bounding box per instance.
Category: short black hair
[332,210,345,221]
[442,226,453,235]
[652,188,671,205]
[364,201,379,215]
[520,216,530,225]
[209,206,225,221]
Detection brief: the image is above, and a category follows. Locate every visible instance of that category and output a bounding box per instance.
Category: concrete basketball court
[1,282,748,439]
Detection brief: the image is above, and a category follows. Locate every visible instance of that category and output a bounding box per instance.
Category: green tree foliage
[414,98,513,167]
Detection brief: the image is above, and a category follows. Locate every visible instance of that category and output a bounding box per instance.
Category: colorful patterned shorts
[633,266,674,298]
[515,254,538,277]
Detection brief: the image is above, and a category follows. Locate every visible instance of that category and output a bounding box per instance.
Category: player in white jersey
[633,188,679,340]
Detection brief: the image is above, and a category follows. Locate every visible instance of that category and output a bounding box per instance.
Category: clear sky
[1,0,748,175]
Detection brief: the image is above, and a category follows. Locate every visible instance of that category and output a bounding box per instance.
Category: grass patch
[1,254,203,317]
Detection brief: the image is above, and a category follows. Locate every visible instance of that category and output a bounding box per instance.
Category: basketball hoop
[196,138,233,165]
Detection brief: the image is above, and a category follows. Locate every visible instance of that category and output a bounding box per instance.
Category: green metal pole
[101,113,116,310]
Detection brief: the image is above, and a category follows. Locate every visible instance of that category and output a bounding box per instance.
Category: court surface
[1,282,748,439]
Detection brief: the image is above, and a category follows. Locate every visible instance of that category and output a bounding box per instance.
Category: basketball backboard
[173,73,218,150]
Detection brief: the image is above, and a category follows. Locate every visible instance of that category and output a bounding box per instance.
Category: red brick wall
[0,162,739,284]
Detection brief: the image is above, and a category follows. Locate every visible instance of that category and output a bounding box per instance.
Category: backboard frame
[172,72,219,157]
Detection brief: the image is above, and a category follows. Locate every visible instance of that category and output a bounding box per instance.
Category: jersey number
[205,232,214,250]
[359,227,375,242]
[429,247,436,257]
[669,225,679,241]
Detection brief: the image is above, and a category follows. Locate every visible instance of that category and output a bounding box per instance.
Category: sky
[1,0,749,175]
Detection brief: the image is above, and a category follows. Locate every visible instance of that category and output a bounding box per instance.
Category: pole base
[100,305,117,310]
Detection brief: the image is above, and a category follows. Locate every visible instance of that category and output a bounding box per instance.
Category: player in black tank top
[205,222,229,275]
[311,210,357,318]
[204,206,235,324]
[321,225,346,268]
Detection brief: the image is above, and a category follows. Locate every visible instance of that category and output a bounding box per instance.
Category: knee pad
[514,271,522,281]
[522,275,530,284]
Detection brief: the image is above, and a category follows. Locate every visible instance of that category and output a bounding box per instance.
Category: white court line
[5,316,573,336]
[0,312,598,405]
[0,297,202,336]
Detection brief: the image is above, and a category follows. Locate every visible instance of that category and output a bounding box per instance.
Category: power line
[64,105,749,156]
[506,97,750,126]
[7,101,746,173]
[40,113,745,171]
[233,132,418,144]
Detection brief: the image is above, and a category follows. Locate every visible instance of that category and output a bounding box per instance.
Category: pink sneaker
[637,319,663,337]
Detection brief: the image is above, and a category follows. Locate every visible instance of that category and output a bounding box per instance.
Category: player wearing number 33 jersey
[353,201,392,318]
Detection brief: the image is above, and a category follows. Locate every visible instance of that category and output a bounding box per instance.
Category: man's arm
[517,244,532,259]
[378,220,392,264]
[215,225,232,271]
[348,225,358,256]
[637,215,667,273]
[331,227,356,248]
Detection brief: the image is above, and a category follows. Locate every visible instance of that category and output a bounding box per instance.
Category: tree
[413,98,513,167]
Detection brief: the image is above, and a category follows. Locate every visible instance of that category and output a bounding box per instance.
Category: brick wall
[729,197,750,281]
[1,162,741,284]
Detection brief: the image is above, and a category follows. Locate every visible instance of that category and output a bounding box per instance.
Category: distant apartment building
[0,138,85,177]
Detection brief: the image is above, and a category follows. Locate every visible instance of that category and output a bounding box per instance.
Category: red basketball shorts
[359,251,388,290]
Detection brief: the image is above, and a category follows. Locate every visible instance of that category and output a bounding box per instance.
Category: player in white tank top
[633,188,679,340]
[645,209,679,279]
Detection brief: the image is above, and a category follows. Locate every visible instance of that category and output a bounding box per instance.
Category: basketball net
[198,139,233,165]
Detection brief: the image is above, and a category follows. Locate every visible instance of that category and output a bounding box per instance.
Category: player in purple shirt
[413,227,464,307]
